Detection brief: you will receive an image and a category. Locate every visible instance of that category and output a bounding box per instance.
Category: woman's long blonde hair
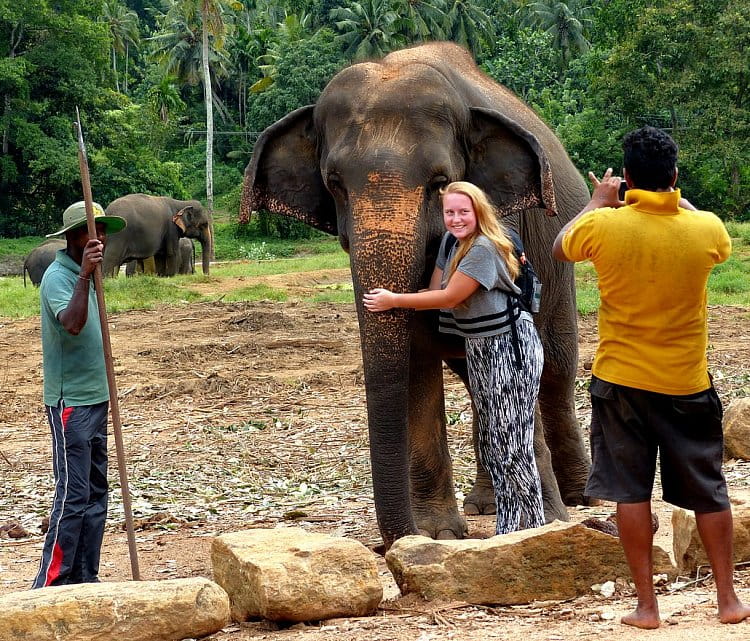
[441,181,519,280]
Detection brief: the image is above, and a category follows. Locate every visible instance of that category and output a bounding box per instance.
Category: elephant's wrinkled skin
[241,42,591,548]
[23,239,66,286]
[103,194,211,277]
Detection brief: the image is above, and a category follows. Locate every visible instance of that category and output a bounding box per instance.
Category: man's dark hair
[622,126,678,190]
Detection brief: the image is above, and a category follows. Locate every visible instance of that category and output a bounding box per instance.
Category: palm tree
[330,0,404,61]
[441,0,495,57]
[394,0,448,42]
[520,1,594,71]
[102,0,140,94]
[146,75,185,124]
[150,0,240,247]
[251,12,313,93]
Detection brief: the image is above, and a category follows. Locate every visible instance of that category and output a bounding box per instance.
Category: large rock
[724,397,750,460]
[212,527,382,622]
[0,577,230,641]
[673,503,750,573]
[385,520,675,605]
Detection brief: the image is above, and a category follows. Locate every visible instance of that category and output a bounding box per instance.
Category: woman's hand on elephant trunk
[363,288,398,312]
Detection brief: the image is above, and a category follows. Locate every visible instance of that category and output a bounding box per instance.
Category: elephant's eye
[326,172,346,198]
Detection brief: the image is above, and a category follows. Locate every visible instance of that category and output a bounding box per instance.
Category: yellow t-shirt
[562,189,731,395]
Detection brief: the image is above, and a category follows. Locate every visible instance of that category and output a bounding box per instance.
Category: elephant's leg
[533,405,568,522]
[445,358,495,515]
[163,251,179,276]
[408,342,467,539]
[538,329,591,506]
[142,256,156,275]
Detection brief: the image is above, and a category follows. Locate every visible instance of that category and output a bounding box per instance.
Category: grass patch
[0,235,46,258]
[213,252,349,278]
[310,282,355,304]
[709,254,750,305]
[223,284,289,303]
[103,276,205,313]
[573,262,600,316]
[0,277,42,317]
[726,221,750,246]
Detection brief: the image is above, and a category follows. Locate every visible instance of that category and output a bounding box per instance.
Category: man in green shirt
[32,201,125,588]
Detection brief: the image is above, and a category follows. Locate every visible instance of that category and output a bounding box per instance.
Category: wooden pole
[74,107,141,580]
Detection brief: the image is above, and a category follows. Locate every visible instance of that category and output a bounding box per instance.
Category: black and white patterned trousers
[466,320,545,534]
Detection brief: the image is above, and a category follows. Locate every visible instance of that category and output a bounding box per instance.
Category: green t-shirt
[40,249,110,406]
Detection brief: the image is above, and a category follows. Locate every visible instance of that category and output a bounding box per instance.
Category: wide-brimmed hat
[46,201,126,237]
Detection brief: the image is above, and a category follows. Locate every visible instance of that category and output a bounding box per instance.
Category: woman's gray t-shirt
[436,232,532,338]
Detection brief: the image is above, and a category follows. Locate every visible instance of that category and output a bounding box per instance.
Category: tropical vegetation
[1,0,748,240]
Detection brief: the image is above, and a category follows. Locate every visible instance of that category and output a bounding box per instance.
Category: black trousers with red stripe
[32,401,108,588]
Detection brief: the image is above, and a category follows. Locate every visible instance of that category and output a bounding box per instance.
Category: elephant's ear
[172,207,189,233]
[240,105,337,234]
[465,107,558,217]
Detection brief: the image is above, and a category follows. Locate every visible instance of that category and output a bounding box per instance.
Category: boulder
[673,503,750,573]
[212,527,382,622]
[724,397,750,460]
[0,577,230,641]
[385,520,675,605]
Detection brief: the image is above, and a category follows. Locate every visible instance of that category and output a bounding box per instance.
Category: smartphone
[618,180,628,200]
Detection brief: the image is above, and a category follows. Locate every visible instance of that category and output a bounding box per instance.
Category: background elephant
[242,42,591,548]
[125,238,195,276]
[103,194,211,277]
[23,239,65,286]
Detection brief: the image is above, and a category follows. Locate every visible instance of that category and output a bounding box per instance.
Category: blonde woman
[364,181,544,533]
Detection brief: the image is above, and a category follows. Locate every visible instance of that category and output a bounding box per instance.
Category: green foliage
[246,28,342,132]
[482,28,558,102]
[518,1,594,72]
[87,101,189,204]
[3,0,750,235]
[1,0,111,235]
[588,0,750,218]
[330,0,404,60]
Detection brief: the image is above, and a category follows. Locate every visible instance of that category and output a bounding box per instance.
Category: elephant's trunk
[349,174,426,548]
[201,227,212,275]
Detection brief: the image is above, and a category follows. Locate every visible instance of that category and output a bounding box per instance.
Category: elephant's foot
[558,477,592,507]
[463,479,496,516]
[412,504,468,540]
[544,500,569,523]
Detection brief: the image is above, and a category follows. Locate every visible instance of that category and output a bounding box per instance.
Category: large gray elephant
[241,42,591,549]
[103,194,211,277]
[23,239,66,286]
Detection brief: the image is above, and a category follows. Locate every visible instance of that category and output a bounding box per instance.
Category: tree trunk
[201,6,215,261]
[113,47,119,93]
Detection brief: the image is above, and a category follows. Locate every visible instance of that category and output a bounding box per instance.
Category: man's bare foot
[719,601,750,624]
[621,606,660,630]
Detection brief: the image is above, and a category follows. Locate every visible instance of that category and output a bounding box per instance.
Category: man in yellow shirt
[552,126,749,628]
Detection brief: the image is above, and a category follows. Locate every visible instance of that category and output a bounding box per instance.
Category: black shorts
[585,376,730,512]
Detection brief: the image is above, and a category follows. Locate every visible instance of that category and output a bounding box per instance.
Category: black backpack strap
[507,228,524,258]
[506,298,523,369]
[442,232,458,263]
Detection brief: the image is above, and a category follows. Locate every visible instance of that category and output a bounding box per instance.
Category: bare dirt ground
[2,267,750,640]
